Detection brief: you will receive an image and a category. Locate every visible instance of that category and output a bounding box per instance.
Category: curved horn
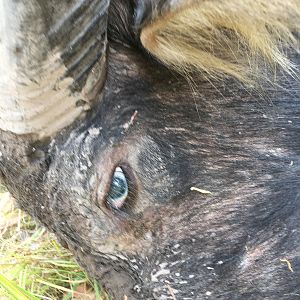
[0,0,109,139]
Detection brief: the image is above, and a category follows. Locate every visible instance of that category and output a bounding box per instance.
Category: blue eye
[106,167,128,209]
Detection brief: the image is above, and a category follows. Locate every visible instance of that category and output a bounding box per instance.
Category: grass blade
[0,273,40,300]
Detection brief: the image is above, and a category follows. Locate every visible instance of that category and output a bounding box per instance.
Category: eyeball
[106,167,128,210]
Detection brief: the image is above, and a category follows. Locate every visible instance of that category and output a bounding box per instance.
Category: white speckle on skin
[159,262,168,269]
[87,159,92,168]
[169,287,179,294]
[217,260,224,265]
[206,291,212,296]
[158,295,171,300]
[116,254,128,261]
[134,285,141,293]
[88,127,101,136]
[164,126,187,132]
[74,170,84,181]
[173,244,180,249]
[151,269,170,282]
[207,267,214,270]
[89,174,96,187]
[290,161,294,166]
[106,254,118,261]
[79,164,88,172]
[175,273,180,277]
[189,274,195,278]
[145,231,153,241]
[70,186,85,195]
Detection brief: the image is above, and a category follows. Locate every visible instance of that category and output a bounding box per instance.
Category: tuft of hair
[140,0,300,85]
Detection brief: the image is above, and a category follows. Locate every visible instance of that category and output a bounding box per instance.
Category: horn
[0,0,109,139]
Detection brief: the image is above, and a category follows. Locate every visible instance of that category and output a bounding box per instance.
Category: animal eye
[106,167,128,210]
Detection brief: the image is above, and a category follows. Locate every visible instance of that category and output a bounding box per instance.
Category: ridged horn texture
[0,0,109,139]
[140,0,300,84]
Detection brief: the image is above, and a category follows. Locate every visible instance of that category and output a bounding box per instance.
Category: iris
[106,167,128,209]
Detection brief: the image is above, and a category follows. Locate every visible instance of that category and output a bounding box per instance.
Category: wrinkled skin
[1,1,300,299]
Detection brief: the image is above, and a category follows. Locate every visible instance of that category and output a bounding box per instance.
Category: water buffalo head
[0,0,300,299]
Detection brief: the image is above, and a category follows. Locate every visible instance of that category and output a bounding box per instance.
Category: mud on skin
[0,0,300,299]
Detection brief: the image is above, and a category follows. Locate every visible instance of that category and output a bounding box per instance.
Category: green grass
[0,185,108,300]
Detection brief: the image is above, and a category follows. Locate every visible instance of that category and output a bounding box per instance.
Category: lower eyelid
[108,197,127,209]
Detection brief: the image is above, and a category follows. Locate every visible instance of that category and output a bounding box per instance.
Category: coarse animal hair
[140,0,300,84]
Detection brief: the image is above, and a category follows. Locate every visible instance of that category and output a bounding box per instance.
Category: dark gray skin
[1,1,300,299]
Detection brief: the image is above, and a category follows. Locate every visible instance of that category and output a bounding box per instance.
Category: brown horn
[0,0,109,139]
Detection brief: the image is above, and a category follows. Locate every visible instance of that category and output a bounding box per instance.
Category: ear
[140,0,300,84]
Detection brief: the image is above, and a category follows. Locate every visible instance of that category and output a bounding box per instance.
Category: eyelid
[96,159,138,216]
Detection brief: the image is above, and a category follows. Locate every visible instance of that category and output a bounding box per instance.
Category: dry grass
[0,185,109,300]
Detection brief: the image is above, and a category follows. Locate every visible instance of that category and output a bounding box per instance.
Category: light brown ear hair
[140,0,300,84]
